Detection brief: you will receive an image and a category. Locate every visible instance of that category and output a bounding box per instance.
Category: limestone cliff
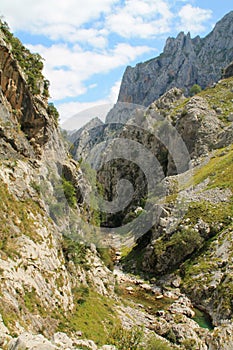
[117,11,233,107]
[0,22,116,350]
[1,16,233,350]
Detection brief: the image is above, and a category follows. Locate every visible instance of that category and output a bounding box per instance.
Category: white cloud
[60,101,113,130]
[177,4,212,33]
[0,0,117,34]
[59,78,120,128]
[106,0,173,38]
[109,80,121,103]
[0,0,214,130]
[1,0,174,42]
[27,43,153,100]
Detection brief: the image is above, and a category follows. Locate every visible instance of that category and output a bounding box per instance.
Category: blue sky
[0,0,232,128]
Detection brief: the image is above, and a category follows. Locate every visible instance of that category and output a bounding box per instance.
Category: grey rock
[117,11,233,107]
[52,332,73,348]
[73,339,97,350]
[222,61,233,79]
[8,333,58,350]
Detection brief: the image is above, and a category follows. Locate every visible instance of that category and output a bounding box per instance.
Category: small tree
[189,84,202,96]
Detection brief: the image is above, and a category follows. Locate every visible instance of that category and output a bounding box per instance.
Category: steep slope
[0,21,118,349]
[121,78,233,328]
[1,17,233,350]
[117,11,233,107]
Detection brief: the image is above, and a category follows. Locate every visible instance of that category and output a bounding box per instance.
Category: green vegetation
[154,228,203,268]
[47,103,60,125]
[97,247,115,271]
[145,336,173,350]
[0,303,19,332]
[61,177,77,208]
[24,287,47,316]
[184,200,232,228]
[30,180,41,194]
[0,178,44,259]
[62,235,88,266]
[81,162,102,227]
[191,144,233,191]
[57,289,119,345]
[182,220,233,317]
[199,77,233,122]
[169,77,233,123]
[107,325,143,350]
[182,338,198,350]
[0,20,48,96]
[189,83,202,96]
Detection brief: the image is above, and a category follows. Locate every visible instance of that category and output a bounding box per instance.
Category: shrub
[62,235,87,266]
[189,84,202,96]
[47,103,59,124]
[62,177,76,208]
[145,335,173,350]
[97,247,115,271]
[107,325,144,350]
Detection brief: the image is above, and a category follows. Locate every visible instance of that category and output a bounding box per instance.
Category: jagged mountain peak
[117,11,233,107]
[1,13,233,350]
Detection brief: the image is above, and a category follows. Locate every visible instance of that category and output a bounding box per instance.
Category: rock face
[117,11,233,106]
[222,61,233,79]
[1,15,233,350]
[0,22,116,350]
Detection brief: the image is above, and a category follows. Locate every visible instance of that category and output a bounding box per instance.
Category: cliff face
[0,23,116,349]
[117,11,233,106]
[1,15,233,350]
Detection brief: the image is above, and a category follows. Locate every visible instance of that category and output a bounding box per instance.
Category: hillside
[0,16,233,350]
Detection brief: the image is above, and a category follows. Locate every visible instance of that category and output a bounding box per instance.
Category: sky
[0,0,232,129]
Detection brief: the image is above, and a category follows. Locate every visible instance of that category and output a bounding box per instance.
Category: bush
[47,103,59,124]
[62,235,87,265]
[145,335,173,350]
[62,177,76,208]
[189,84,202,96]
[97,247,115,271]
[107,325,144,350]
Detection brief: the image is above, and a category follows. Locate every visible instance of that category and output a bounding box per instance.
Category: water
[193,308,214,330]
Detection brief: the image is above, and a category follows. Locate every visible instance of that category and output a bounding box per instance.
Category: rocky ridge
[0,16,233,350]
[117,11,233,107]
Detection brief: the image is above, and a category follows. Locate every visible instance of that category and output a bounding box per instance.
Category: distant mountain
[117,11,233,107]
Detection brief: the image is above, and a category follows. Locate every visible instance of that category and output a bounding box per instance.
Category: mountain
[0,15,233,350]
[72,11,233,157]
[117,11,233,107]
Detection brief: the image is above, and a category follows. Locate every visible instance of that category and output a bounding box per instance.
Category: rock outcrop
[117,11,233,107]
[1,14,233,350]
[0,21,116,349]
[222,61,233,79]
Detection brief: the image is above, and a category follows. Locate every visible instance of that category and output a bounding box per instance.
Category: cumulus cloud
[106,0,173,38]
[0,0,214,128]
[177,4,212,33]
[27,42,153,100]
[58,77,120,127]
[0,0,116,34]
